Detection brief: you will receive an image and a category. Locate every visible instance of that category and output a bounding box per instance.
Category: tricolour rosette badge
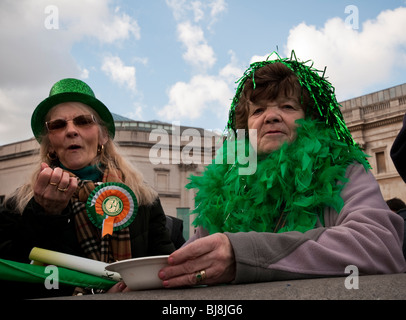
[86,182,138,237]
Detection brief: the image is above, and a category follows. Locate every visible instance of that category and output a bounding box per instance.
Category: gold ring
[49,182,58,186]
[57,187,68,192]
[195,270,206,283]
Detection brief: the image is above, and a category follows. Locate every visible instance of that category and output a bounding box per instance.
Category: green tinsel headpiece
[227,51,356,148]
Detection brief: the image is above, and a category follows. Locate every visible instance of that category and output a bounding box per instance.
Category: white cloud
[166,0,226,70]
[101,56,136,92]
[284,7,406,100]
[191,1,204,23]
[0,0,140,144]
[165,0,187,21]
[80,68,90,79]
[208,0,227,29]
[209,0,227,18]
[159,75,231,120]
[160,1,232,128]
[166,0,226,23]
[177,21,216,69]
[166,0,227,24]
[0,86,45,144]
[220,50,243,80]
[162,0,230,125]
[126,103,144,121]
[250,53,278,64]
[57,1,140,44]
[159,51,242,122]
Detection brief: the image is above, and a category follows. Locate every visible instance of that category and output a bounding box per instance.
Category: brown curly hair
[234,62,315,131]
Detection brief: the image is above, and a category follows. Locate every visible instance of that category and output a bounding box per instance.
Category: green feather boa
[186,119,370,234]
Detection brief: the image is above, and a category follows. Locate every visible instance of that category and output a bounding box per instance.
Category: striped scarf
[70,169,132,263]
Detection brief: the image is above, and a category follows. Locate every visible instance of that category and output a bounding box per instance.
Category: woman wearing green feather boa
[159,53,406,288]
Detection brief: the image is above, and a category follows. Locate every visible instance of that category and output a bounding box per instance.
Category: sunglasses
[46,114,97,131]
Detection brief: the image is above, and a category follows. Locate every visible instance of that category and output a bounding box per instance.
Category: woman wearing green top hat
[158,53,406,288]
[0,78,175,296]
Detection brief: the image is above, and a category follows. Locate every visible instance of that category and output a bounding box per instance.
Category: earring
[97,144,104,155]
[47,151,58,161]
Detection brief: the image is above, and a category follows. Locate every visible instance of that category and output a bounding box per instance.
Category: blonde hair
[7,102,158,214]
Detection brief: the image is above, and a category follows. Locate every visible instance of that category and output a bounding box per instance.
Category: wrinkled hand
[33,162,78,215]
[158,233,236,288]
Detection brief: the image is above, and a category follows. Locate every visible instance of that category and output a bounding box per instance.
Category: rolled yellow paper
[29,247,122,282]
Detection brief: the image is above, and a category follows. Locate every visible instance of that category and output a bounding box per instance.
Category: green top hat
[31,78,115,141]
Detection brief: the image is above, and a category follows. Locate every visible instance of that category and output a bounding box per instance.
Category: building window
[157,173,168,191]
[154,168,170,191]
[376,151,387,174]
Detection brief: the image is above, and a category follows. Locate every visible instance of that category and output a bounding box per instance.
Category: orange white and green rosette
[86,182,138,237]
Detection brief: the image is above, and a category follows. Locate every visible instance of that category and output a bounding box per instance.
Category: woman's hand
[33,162,78,215]
[158,233,236,288]
[107,281,130,293]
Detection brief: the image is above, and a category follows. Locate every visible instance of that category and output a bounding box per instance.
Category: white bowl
[106,255,169,290]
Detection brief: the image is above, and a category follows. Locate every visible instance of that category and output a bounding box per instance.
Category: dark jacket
[391,114,406,183]
[397,208,406,260]
[165,215,186,249]
[0,195,175,298]
[0,196,175,263]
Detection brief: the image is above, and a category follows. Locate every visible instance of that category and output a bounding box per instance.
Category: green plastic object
[0,258,117,290]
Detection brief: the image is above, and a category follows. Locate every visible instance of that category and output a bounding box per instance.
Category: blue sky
[1,0,405,145]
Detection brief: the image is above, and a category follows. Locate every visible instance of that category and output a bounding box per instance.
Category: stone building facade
[340,83,406,202]
[1,83,406,239]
